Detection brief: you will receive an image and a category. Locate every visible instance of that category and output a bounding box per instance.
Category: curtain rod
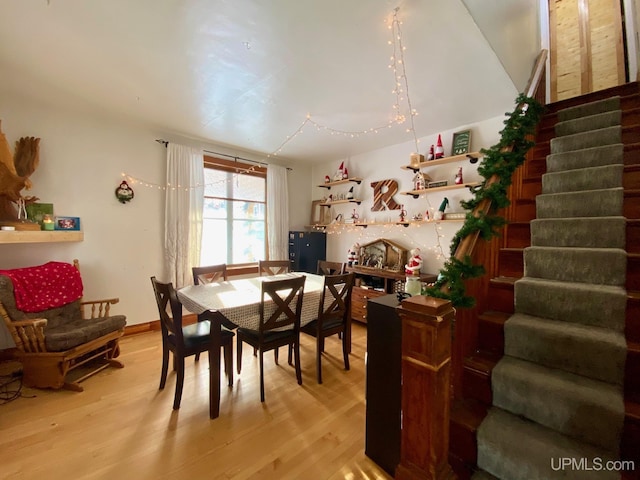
[155,139,292,171]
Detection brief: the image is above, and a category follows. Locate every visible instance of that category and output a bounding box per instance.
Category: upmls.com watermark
[551,457,635,472]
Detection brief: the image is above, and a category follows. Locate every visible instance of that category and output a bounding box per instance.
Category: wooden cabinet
[347,266,437,323]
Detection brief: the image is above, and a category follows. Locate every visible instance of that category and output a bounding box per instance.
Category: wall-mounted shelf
[401,182,479,199]
[318,177,363,189]
[400,152,482,172]
[353,218,465,228]
[0,230,84,244]
[320,199,362,206]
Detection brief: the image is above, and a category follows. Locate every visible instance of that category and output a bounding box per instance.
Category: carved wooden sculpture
[0,120,40,221]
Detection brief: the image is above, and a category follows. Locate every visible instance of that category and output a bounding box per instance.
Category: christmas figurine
[351,209,359,221]
[435,197,449,220]
[399,205,407,222]
[413,171,426,191]
[454,166,463,185]
[347,186,354,199]
[343,166,349,179]
[427,144,435,161]
[334,161,345,181]
[405,247,423,276]
[324,175,331,183]
[435,134,444,159]
[347,242,360,267]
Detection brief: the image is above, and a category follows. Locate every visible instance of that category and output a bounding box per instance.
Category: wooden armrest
[6,317,48,353]
[80,298,120,319]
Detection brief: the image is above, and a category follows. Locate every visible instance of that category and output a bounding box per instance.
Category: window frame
[202,155,267,272]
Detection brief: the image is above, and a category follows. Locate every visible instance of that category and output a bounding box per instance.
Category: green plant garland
[425,94,544,308]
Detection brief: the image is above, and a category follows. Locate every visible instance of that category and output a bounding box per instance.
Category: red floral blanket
[0,261,84,313]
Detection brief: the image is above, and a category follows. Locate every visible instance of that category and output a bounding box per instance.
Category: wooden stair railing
[395,50,548,480]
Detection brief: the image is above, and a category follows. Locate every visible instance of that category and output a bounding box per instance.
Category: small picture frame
[25,202,54,227]
[451,130,471,155]
[310,200,331,225]
[54,216,81,231]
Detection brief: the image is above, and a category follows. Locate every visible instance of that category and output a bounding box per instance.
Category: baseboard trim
[123,313,198,336]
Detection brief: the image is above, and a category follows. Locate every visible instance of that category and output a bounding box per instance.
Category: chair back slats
[316,260,346,276]
[150,277,183,342]
[258,260,291,276]
[318,273,354,324]
[259,276,305,333]
[192,264,227,285]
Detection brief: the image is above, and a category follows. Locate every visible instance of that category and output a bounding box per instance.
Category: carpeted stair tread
[555,110,621,137]
[470,470,499,480]
[557,96,621,122]
[504,313,626,385]
[477,407,620,480]
[530,217,626,249]
[542,164,623,194]
[546,144,623,173]
[536,187,623,218]
[550,126,621,154]
[514,277,626,331]
[523,246,627,286]
[492,356,624,453]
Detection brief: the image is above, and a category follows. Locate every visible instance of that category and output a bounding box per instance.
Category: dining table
[176,272,331,418]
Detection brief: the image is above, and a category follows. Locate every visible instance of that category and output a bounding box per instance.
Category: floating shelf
[317,177,363,189]
[400,152,482,172]
[401,182,480,198]
[319,199,362,206]
[0,230,84,244]
[353,219,465,228]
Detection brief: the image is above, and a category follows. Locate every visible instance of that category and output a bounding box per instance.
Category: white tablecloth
[177,272,326,330]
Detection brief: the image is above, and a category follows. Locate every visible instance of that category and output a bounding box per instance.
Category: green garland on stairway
[424,94,544,308]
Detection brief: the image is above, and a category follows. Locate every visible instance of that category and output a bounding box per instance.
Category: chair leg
[195,352,201,362]
[316,335,323,384]
[342,329,350,371]
[237,337,243,374]
[274,347,279,365]
[224,342,233,387]
[253,347,257,356]
[287,344,293,365]
[294,339,302,386]
[159,345,169,390]
[259,350,265,402]
[173,356,185,410]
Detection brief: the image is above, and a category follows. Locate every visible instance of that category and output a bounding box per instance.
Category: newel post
[395,295,456,480]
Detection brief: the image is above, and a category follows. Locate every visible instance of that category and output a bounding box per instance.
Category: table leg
[208,311,222,419]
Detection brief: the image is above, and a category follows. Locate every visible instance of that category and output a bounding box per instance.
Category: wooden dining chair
[192,263,230,362]
[192,263,228,285]
[258,260,291,276]
[236,275,306,402]
[150,277,235,416]
[299,272,354,384]
[316,260,346,276]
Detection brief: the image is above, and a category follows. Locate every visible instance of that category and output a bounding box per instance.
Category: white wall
[309,117,505,274]
[0,92,299,326]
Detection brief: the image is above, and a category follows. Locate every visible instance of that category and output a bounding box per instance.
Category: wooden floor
[0,323,393,480]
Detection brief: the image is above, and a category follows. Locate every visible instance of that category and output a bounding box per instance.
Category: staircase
[449,82,640,480]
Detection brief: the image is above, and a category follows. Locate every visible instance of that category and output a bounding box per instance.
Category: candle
[42,215,54,231]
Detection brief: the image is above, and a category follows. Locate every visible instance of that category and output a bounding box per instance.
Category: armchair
[0,259,126,391]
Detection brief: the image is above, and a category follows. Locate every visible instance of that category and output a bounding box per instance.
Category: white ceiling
[0,0,538,164]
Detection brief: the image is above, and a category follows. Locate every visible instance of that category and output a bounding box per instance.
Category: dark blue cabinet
[288,231,326,273]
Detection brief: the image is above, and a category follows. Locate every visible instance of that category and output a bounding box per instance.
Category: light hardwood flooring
[0,323,393,480]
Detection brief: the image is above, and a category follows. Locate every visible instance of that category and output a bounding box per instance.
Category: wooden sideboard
[346,266,437,324]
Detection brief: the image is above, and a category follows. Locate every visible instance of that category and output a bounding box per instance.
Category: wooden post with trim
[395,295,456,480]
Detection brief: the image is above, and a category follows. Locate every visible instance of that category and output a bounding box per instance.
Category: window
[201,156,266,266]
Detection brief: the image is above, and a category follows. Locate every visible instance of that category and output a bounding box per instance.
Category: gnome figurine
[427,144,435,161]
[454,167,463,185]
[334,161,345,181]
[435,197,449,220]
[435,134,444,159]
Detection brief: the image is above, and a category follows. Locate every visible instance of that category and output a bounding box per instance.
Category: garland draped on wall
[425,93,544,307]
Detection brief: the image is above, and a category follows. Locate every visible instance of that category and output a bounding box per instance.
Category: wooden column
[396,295,456,480]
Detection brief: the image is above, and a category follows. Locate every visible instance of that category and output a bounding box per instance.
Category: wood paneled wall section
[550,0,626,101]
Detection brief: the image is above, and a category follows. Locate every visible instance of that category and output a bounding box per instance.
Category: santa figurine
[427,144,435,161]
[343,166,349,179]
[405,248,423,276]
[454,166,463,185]
[435,134,444,159]
[347,243,360,267]
[324,175,331,183]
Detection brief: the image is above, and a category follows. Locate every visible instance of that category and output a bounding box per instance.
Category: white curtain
[266,165,289,260]
[164,143,204,287]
